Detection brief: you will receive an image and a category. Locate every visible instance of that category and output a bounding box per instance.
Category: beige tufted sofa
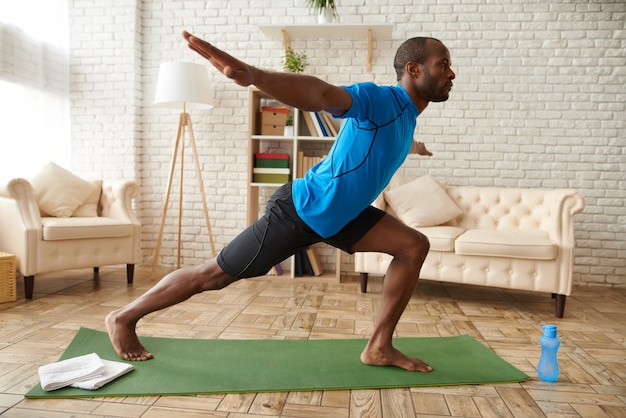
[0,177,142,299]
[355,174,585,318]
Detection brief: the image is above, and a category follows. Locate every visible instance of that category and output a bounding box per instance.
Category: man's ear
[406,62,421,79]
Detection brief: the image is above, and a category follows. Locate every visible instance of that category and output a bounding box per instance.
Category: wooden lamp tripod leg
[185,113,216,257]
[152,113,186,277]
[152,112,217,277]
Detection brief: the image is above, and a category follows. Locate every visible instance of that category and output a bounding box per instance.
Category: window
[0,0,70,180]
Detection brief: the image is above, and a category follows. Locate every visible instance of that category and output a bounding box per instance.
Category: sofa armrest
[0,178,42,227]
[0,178,42,275]
[100,179,140,225]
[543,189,586,244]
[546,189,585,295]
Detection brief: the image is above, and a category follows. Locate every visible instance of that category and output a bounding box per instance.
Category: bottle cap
[542,324,557,338]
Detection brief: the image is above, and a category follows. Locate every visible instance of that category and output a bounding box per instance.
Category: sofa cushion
[72,180,102,217]
[455,229,557,260]
[42,217,133,241]
[30,162,96,218]
[384,174,462,227]
[416,226,465,252]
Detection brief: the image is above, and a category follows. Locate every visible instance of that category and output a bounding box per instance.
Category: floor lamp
[152,62,216,276]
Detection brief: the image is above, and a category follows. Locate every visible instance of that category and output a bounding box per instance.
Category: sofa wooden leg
[360,273,368,293]
[126,264,134,284]
[24,275,34,299]
[555,294,566,318]
[93,267,99,274]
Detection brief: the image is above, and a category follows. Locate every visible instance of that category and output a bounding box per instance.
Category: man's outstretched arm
[183,31,352,115]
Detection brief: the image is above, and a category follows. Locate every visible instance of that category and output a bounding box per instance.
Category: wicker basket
[0,252,17,303]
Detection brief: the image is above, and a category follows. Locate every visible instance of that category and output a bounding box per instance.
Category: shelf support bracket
[281,29,291,53]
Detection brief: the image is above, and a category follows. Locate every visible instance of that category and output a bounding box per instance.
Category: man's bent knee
[403,230,430,264]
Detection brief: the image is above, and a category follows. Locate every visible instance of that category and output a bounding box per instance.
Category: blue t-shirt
[291,82,419,238]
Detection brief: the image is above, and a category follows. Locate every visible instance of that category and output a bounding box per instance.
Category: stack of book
[295,152,326,178]
[294,247,323,277]
[253,153,291,183]
[301,111,339,137]
[266,248,322,277]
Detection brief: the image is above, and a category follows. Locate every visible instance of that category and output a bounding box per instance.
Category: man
[106,31,455,372]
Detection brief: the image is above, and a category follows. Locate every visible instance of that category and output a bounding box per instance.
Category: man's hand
[183,31,255,87]
[410,141,433,156]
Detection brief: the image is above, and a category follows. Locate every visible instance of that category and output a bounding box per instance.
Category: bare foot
[105,310,154,361]
[361,344,432,372]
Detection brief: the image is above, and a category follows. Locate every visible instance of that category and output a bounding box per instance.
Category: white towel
[70,359,134,390]
[38,353,106,391]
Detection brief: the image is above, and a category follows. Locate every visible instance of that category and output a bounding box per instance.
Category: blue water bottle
[537,324,560,382]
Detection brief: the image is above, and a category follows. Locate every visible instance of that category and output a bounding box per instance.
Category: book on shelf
[306,247,323,276]
[321,112,339,136]
[302,250,315,276]
[255,153,289,168]
[252,167,290,183]
[267,263,283,276]
[295,251,303,276]
[274,263,283,275]
[307,111,325,137]
[252,167,290,174]
[313,112,329,136]
[296,151,305,178]
[301,111,317,137]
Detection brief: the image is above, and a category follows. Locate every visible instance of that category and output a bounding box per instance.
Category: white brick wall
[68,0,625,287]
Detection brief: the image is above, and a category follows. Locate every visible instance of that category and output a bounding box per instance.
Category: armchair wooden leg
[126,264,134,284]
[555,294,566,318]
[93,267,99,274]
[24,275,34,299]
[360,273,369,293]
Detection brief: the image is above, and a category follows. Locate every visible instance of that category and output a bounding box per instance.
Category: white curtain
[0,0,70,180]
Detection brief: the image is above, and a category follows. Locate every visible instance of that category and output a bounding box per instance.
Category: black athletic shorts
[217,182,385,279]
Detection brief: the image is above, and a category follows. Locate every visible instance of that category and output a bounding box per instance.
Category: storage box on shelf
[247,88,341,281]
[0,252,16,303]
[259,106,289,135]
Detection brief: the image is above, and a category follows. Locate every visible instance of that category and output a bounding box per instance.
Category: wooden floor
[0,266,624,417]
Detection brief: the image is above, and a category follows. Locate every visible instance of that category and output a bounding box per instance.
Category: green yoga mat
[25,327,528,398]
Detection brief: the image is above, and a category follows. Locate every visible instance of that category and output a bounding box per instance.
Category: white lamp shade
[154,62,213,109]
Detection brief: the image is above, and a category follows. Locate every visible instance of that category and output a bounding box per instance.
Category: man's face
[417,40,455,103]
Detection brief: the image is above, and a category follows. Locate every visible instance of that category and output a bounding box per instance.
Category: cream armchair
[0,175,142,299]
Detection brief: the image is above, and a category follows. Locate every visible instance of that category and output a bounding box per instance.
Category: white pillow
[383,174,462,227]
[30,162,96,218]
[72,180,102,217]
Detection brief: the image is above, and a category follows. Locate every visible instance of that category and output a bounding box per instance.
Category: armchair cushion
[384,174,462,228]
[72,180,103,217]
[41,217,134,240]
[30,162,96,217]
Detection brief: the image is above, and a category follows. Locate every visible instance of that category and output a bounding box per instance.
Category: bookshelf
[247,88,342,281]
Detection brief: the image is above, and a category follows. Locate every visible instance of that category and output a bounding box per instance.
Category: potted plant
[284,114,294,136]
[283,47,308,73]
[306,0,337,23]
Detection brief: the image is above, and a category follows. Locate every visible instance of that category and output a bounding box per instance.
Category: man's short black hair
[394,37,442,81]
